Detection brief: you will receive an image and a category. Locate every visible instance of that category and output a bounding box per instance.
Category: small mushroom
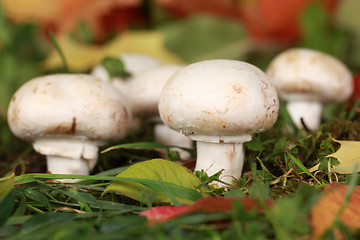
[90,53,162,98]
[158,59,279,185]
[7,74,131,181]
[266,48,353,131]
[129,64,193,160]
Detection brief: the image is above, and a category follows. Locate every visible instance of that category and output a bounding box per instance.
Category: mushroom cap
[158,59,279,143]
[7,74,130,143]
[119,53,162,76]
[266,48,353,103]
[129,64,184,116]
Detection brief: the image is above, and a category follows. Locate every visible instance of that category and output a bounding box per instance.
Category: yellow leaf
[327,137,360,174]
[1,0,62,23]
[42,31,183,71]
[0,173,15,201]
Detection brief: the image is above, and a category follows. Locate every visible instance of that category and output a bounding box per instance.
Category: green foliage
[101,57,131,78]
[299,3,348,57]
[336,0,360,68]
[0,190,15,227]
[161,15,251,63]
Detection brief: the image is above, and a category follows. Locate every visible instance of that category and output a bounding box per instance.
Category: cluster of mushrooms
[7,48,353,186]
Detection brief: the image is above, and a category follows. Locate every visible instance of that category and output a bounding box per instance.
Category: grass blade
[287,152,321,184]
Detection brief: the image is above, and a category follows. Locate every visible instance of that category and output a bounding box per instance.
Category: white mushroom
[266,48,353,131]
[7,74,131,181]
[90,53,162,98]
[129,64,193,160]
[158,60,279,186]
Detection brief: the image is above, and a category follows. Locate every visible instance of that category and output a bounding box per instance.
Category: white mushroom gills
[159,60,279,186]
[266,48,353,131]
[7,74,131,182]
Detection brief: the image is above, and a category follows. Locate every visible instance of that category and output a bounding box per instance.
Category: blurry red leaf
[237,0,339,44]
[2,0,143,41]
[346,73,360,115]
[156,0,339,44]
[351,73,360,100]
[310,183,360,239]
[140,197,273,225]
[139,206,188,225]
[156,0,237,18]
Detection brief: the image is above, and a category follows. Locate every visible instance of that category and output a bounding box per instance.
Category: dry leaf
[310,183,360,239]
[42,31,183,71]
[327,138,360,174]
[140,197,273,225]
[309,137,360,174]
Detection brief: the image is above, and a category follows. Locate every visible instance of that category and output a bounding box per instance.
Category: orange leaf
[140,197,273,225]
[310,183,360,239]
[1,0,141,37]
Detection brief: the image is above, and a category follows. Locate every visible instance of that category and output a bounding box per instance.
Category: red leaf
[139,206,188,225]
[237,0,339,43]
[346,73,360,115]
[351,73,360,100]
[140,197,273,225]
[310,183,360,239]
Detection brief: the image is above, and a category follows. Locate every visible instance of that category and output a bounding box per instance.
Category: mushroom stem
[154,123,193,160]
[195,141,245,186]
[46,155,91,182]
[286,100,323,131]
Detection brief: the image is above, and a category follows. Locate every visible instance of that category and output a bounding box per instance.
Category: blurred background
[0,0,359,175]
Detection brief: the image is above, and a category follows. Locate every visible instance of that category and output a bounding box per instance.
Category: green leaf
[104,159,203,204]
[15,213,74,238]
[0,173,14,201]
[101,57,131,78]
[162,15,250,63]
[249,181,271,199]
[24,189,52,211]
[0,189,14,227]
[299,3,346,56]
[61,190,98,206]
[335,0,360,67]
[245,139,265,152]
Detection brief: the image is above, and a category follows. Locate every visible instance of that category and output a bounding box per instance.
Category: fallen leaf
[140,196,273,225]
[104,159,204,204]
[327,138,360,174]
[309,137,360,174]
[310,183,360,239]
[42,31,183,71]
